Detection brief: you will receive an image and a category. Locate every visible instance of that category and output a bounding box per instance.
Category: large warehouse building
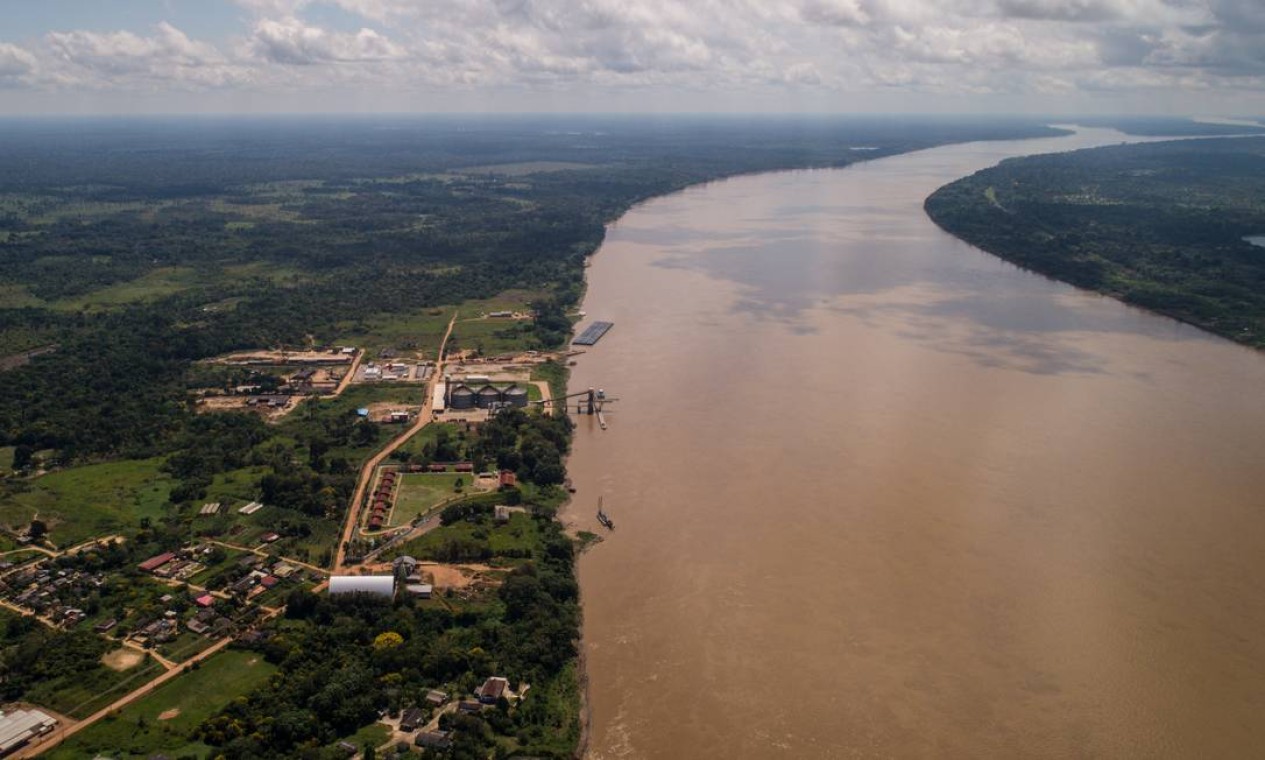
[328,575,396,599]
[0,709,57,756]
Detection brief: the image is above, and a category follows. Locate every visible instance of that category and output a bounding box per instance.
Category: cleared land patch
[101,648,145,671]
[391,472,477,527]
[44,649,278,760]
[0,457,174,547]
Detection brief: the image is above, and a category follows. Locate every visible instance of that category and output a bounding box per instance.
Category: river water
[565,128,1265,759]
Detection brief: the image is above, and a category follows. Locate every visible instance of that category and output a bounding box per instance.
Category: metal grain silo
[504,385,529,408]
[450,385,475,409]
[476,384,501,409]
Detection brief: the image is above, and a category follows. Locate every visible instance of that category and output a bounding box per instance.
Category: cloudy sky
[0,0,1263,115]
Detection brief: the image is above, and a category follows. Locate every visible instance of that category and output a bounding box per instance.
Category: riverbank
[924,136,1265,350]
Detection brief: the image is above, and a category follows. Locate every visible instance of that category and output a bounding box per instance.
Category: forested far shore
[925,136,1265,349]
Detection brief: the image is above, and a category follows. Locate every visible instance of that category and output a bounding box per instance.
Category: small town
[1,300,596,758]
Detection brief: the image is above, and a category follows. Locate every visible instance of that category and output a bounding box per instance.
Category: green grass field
[388,511,540,561]
[335,722,392,754]
[45,649,278,759]
[0,283,44,309]
[332,289,546,358]
[49,267,203,312]
[0,446,13,475]
[0,458,174,546]
[390,473,470,527]
[27,656,164,719]
[396,421,468,459]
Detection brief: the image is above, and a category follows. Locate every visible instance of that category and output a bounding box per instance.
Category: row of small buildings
[367,469,398,531]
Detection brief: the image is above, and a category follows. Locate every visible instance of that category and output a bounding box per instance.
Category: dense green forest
[0,116,1070,462]
[925,136,1265,349]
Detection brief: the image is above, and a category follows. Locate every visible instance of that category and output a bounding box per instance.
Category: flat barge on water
[573,321,614,346]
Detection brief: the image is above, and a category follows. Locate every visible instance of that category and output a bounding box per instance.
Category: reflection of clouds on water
[613,126,1222,375]
[830,286,1212,375]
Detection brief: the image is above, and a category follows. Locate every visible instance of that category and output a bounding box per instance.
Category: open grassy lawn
[48,267,203,312]
[0,283,44,309]
[0,446,14,475]
[448,317,539,356]
[391,473,469,527]
[396,421,469,459]
[0,458,174,547]
[332,289,546,358]
[531,360,569,402]
[46,649,278,760]
[335,309,454,358]
[186,482,339,567]
[335,722,392,754]
[389,511,540,562]
[27,656,164,719]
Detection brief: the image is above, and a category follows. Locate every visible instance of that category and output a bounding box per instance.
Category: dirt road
[333,312,457,572]
[321,348,364,399]
[16,635,234,758]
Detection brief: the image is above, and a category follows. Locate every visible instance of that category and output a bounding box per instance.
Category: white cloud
[1,0,1263,111]
[249,17,406,64]
[0,43,38,81]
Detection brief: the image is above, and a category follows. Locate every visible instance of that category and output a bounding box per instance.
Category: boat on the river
[597,496,614,530]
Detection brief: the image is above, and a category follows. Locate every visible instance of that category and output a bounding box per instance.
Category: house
[477,676,509,704]
[193,594,215,608]
[424,689,448,708]
[187,619,211,635]
[336,741,357,756]
[415,730,453,750]
[457,700,483,714]
[261,533,281,544]
[93,618,117,634]
[260,575,279,589]
[272,562,298,578]
[499,470,518,488]
[399,707,425,732]
[138,552,176,573]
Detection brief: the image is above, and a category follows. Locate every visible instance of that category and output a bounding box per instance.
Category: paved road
[333,312,457,572]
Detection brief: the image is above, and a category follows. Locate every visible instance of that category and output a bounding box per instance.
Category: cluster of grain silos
[444,378,530,410]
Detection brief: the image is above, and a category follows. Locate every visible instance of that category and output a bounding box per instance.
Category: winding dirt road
[332,312,457,572]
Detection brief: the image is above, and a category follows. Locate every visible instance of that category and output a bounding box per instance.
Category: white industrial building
[328,575,395,599]
[0,709,57,755]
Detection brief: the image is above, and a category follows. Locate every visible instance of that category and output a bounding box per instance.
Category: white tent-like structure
[329,575,395,599]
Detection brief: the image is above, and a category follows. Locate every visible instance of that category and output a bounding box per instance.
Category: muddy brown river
[565,128,1265,759]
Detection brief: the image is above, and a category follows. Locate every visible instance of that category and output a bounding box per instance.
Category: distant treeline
[0,116,1068,461]
[925,136,1265,349]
